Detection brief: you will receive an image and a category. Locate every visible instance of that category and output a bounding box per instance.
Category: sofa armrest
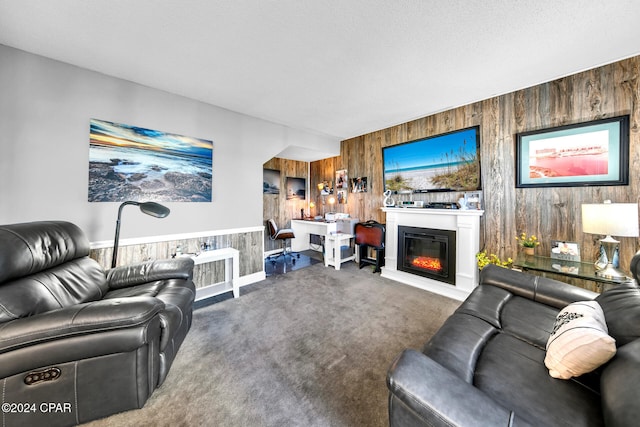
[601,340,640,427]
[107,258,194,289]
[480,264,597,309]
[0,297,164,354]
[387,349,523,427]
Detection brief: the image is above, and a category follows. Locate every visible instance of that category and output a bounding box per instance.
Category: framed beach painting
[286,177,306,200]
[89,119,213,202]
[515,116,629,188]
[263,168,280,194]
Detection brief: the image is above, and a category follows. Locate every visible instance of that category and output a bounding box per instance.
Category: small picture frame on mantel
[463,191,482,210]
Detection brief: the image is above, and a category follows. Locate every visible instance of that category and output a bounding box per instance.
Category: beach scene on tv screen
[383,128,479,192]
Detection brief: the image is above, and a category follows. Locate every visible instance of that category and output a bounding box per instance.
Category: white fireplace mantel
[381,207,484,301]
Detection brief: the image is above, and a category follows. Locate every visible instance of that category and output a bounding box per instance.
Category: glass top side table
[512,255,633,291]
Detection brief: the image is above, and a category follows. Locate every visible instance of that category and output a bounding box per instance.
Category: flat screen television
[382,126,481,193]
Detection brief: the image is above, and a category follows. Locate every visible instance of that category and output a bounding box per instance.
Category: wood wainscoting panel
[90,229,264,291]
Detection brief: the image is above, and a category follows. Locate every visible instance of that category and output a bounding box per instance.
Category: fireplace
[382,207,483,301]
[397,226,456,285]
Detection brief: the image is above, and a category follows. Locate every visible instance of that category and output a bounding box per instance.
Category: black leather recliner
[0,221,196,426]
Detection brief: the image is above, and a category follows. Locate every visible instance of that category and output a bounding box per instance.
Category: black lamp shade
[139,202,170,218]
[111,201,170,268]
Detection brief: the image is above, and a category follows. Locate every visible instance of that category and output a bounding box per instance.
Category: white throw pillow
[544,300,616,379]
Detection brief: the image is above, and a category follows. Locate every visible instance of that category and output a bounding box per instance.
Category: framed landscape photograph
[515,116,629,188]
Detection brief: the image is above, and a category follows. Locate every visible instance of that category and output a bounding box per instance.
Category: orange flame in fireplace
[411,256,442,271]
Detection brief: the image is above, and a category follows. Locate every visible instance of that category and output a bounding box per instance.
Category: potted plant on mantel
[516,232,540,256]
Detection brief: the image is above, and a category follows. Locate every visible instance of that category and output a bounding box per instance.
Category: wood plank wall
[263,157,310,252]
[90,230,263,289]
[310,56,640,285]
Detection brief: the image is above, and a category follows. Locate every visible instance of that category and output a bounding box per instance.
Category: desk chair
[266,219,298,265]
[355,220,385,273]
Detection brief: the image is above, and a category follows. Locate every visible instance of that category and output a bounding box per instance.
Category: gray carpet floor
[85,261,460,427]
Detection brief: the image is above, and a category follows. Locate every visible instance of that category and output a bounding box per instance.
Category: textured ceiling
[1,0,639,142]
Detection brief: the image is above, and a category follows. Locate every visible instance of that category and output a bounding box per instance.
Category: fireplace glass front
[397,226,456,285]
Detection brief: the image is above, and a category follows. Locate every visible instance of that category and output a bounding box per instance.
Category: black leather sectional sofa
[0,221,196,426]
[387,261,640,426]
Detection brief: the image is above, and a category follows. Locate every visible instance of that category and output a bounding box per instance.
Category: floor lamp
[582,201,639,281]
[111,201,170,268]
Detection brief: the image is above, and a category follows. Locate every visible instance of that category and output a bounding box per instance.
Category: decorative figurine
[383,190,395,207]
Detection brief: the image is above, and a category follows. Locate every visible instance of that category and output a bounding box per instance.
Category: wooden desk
[290,219,337,252]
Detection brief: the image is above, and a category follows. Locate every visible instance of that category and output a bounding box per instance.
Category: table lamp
[581,201,639,281]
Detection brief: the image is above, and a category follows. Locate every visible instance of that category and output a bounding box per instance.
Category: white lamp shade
[582,203,639,237]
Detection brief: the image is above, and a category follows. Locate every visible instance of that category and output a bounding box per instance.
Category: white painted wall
[0,45,339,242]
